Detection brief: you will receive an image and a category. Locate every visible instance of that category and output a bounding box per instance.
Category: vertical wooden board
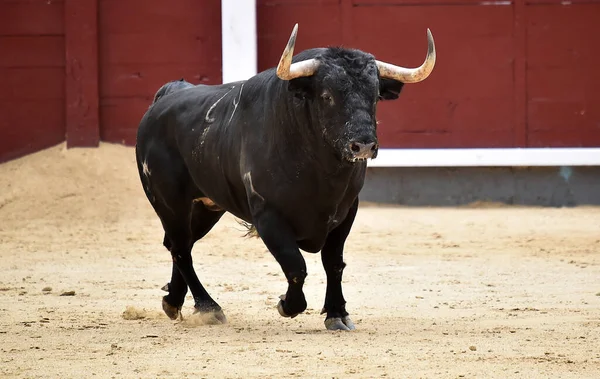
[257,3,343,71]
[65,0,99,147]
[513,0,527,147]
[351,5,516,148]
[0,0,64,36]
[98,0,222,145]
[526,4,600,147]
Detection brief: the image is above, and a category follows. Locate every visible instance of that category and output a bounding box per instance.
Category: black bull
[135,24,436,331]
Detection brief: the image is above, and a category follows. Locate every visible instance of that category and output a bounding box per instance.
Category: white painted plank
[367,148,600,167]
[221,0,257,84]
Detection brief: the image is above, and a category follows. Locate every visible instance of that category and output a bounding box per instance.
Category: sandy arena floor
[0,143,599,378]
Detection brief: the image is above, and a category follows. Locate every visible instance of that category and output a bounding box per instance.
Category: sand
[0,142,599,378]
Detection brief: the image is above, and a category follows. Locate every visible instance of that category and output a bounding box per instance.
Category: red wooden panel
[377,98,515,148]
[387,130,515,149]
[0,0,64,36]
[0,100,65,163]
[100,32,218,65]
[98,0,222,146]
[0,36,65,67]
[527,5,600,68]
[526,3,600,147]
[257,4,343,71]
[527,67,600,103]
[0,68,64,100]
[526,0,594,3]
[528,101,600,147]
[351,5,516,148]
[354,0,512,4]
[100,97,150,145]
[0,1,66,162]
[100,0,220,34]
[101,64,215,98]
[259,0,339,4]
[99,0,221,66]
[513,0,527,147]
[65,0,99,147]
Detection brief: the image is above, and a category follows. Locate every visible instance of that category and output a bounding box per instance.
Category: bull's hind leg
[161,205,225,320]
[160,202,226,323]
[160,233,188,320]
[138,145,225,323]
[319,198,359,331]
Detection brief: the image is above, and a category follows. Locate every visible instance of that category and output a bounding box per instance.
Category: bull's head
[276,24,436,163]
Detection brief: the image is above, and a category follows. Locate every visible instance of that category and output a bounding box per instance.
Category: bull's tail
[236,219,260,239]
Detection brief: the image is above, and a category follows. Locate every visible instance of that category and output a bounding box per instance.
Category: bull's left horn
[376,28,436,83]
[276,23,320,81]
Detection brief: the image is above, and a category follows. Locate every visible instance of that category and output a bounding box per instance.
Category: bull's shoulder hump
[150,81,250,121]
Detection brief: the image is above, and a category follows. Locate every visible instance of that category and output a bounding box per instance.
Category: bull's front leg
[254,207,308,318]
[244,172,307,318]
[320,198,359,331]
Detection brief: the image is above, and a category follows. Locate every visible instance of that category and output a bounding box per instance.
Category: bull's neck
[269,84,355,176]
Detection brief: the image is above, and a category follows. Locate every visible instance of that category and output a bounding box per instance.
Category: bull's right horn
[376,28,436,83]
[276,23,320,81]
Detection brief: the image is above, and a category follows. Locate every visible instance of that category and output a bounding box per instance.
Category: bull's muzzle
[348,141,378,162]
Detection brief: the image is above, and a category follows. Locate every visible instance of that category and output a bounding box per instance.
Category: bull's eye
[321,91,334,106]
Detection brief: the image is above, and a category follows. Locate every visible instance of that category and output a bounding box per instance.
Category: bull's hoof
[192,307,227,325]
[276,294,302,319]
[324,316,356,331]
[162,296,182,320]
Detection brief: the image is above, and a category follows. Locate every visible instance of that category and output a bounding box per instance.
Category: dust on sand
[1,143,599,378]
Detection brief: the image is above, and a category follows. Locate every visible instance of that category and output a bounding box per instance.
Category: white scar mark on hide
[228,83,245,125]
[142,160,151,177]
[243,171,265,201]
[199,126,210,147]
[205,85,236,123]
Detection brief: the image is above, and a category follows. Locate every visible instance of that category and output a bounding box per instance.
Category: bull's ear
[379,78,405,101]
[287,77,313,100]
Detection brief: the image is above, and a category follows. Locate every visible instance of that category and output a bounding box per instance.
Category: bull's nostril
[371,144,377,151]
[350,143,361,153]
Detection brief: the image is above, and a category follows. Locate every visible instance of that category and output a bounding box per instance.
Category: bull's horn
[276,23,320,80]
[376,28,436,83]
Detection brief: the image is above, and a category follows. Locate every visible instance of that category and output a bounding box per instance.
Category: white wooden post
[221,0,257,84]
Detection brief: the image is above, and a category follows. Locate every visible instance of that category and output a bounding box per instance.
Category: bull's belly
[296,219,345,253]
[297,237,328,254]
[186,159,358,253]
[290,206,352,253]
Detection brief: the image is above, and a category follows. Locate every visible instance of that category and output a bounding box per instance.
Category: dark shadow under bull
[135,24,436,331]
